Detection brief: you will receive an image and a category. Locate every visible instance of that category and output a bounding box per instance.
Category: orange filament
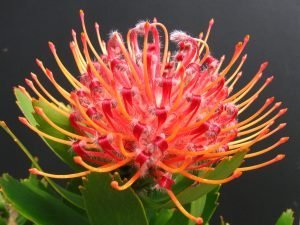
[29,168,90,179]
[181,98,221,133]
[256,123,286,141]
[71,29,87,68]
[157,159,191,173]
[126,29,134,59]
[115,90,132,120]
[169,71,185,113]
[237,154,285,172]
[180,170,242,185]
[238,105,285,132]
[225,54,247,85]
[238,119,274,137]
[198,18,214,58]
[238,108,286,136]
[48,42,86,91]
[115,33,143,89]
[230,122,272,145]
[81,34,115,96]
[245,137,289,158]
[95,22,108,55]
[117,136,135,158]
[70,41,86,74]
[25,79,70,117]
[30,73,70,112]
[19,117,73,146]
[225,62,266,103]
[167,143,221,156]
[237,93,258,110]
[74,156,132,173]
[228,72,242,93]
[233,76,273,104]
[44,69,75,104]
[165,116,183,142]
[230,123,286,150]
[201,147,248,159]
[34,107,91,142]
[166,51,171,63]
[142,24,154,101]
[222,97,275,133]
[195,38,210,66]
[111,170,142,191]
[153,22,169,75]
[219,35,249,77]
[79,10,114,82]
[166,189,203,224]
[167,134,234,156]
[73,95,109,134]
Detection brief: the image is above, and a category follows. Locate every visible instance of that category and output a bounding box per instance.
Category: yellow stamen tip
[276,154,285,160]
[73,156,82,164]
[233,170,243,178]
[281,137,289,143]
[34,106,43,115]
[79,9,84,16]
[144,21,150,29]
[48,41,55,52]
[244,34,250,42]
[18,117,28,125]
[195,217,204,224]
[29,168,39,175]
[111,181,119,189]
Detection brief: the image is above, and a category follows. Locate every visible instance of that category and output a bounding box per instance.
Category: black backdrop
[0,0,299,224]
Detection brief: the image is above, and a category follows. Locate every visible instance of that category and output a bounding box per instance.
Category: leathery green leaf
[275,209,294,225]
[81,172,148,225]
[0,174,89,225]
[14,88,81,170]
[0,119,84,210]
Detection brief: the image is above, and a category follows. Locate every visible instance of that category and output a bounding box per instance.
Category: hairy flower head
[18,10,287,224]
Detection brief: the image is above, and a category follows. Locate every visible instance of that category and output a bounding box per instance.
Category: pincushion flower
[16,10,287,224]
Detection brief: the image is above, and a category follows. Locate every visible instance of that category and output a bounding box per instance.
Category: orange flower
[19,10,287,224]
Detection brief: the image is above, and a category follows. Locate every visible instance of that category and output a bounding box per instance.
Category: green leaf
[275,209,294,225]
[14,88,38,126]
[14,88,81,170]
[32,99,81,171]
[81,172,148,225]
[149,209,174,225]
[188,195,207,225]
[201,186,220,224]
[0,217,6,225]
[0,120,84,210]
[0,174,89,225]
[165,207,189,225]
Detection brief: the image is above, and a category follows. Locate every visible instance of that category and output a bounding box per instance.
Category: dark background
[0,0,299,224]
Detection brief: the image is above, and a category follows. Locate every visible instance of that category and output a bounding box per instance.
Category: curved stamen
[30,73,70,111]
[34,107,91,142]
[74,156,132,173]
[167,189,203,224]
[29,168,90,179]
[111,170,142,191]
[95,22,108,55]
[237,154,285,172]
[19,117,73,146]
[245,137,289,158]
[180,169,242,184]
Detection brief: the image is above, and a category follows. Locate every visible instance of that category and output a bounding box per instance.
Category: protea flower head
[18,10,287,224]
